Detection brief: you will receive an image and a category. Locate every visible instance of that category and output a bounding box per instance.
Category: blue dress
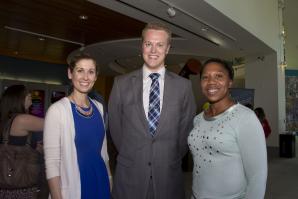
[71,100,110,199]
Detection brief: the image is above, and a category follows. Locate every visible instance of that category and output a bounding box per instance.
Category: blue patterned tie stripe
[148,73,160,136]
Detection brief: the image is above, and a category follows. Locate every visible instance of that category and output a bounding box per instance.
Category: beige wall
[245,53,282,147]
[205,0,280,52]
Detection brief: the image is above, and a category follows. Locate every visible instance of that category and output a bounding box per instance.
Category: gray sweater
[188,104,267,199]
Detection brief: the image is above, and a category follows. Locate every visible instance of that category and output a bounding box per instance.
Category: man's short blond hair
[141,22,172,45]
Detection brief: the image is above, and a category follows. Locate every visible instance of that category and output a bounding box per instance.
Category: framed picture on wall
[29,89,45,118]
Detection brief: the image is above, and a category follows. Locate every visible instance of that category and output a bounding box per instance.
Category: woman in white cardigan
[44,53,111,199]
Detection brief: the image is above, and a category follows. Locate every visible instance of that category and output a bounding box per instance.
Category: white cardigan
[43,97,109,199]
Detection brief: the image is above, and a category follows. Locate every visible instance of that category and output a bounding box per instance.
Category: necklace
[75,103,93,117]
[69,96,93,117]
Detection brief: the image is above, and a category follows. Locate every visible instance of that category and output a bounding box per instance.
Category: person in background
[108,22,196,199]
[255,107,272,138]
[188,58,267,199]
[43,53,111,199]
[0,84,44,197]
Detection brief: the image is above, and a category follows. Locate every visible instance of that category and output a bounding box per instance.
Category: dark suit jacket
[108,69,196,199]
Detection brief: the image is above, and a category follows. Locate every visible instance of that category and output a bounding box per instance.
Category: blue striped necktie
[148,73,160,136]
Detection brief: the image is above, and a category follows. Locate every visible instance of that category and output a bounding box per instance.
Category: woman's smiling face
[68,58,97,94]
[200,62,233,104]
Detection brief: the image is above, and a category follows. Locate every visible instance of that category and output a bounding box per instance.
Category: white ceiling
[70,0,277,76]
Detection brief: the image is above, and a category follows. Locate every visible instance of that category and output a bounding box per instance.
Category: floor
[264,144,298,199]
[40,138,298,199]
[184,138,298,199]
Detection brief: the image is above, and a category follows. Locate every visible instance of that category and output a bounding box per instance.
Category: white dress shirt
[142,66,165,119]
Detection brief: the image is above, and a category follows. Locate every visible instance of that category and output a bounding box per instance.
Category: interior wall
[0,55,68,85]
[284,0,298,67]
[245,53,281,147]
[204,0,280,52]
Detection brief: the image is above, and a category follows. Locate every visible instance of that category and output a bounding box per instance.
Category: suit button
[148,162,151,166]
[150,175,152,179]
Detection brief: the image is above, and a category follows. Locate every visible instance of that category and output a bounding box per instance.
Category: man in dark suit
[108,22,196,199]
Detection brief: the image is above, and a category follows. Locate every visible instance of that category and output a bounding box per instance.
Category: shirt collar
[142,65,165,80]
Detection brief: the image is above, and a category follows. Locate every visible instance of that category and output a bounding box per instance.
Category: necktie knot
[149,73,160,81]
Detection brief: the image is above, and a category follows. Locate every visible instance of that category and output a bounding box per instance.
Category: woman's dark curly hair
[0,85,28,126]
[200,58,234,80]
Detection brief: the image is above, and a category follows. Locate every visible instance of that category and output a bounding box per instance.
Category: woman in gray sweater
[188,58,267,199]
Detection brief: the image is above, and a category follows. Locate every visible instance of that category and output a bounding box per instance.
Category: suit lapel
[155,70,173,136]
[132,69,150,136]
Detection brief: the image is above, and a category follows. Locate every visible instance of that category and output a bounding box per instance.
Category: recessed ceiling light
[167,7,176,17]
[201,27,208,32]
[38,37,45,41]
[79,15,88,20]
[79,46,85,51]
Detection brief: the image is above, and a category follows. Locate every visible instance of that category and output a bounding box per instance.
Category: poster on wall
[229,88,254,107]
[29,90,45,118]
[285,76,298,131]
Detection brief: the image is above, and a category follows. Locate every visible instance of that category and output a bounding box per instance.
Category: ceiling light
[167,7,176,17]
[280,61,287,68]
[79,15,88,20]
[79,46,85,51]
[159,0,236,41]
[201,27,208,32]
[38,37,45,41]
